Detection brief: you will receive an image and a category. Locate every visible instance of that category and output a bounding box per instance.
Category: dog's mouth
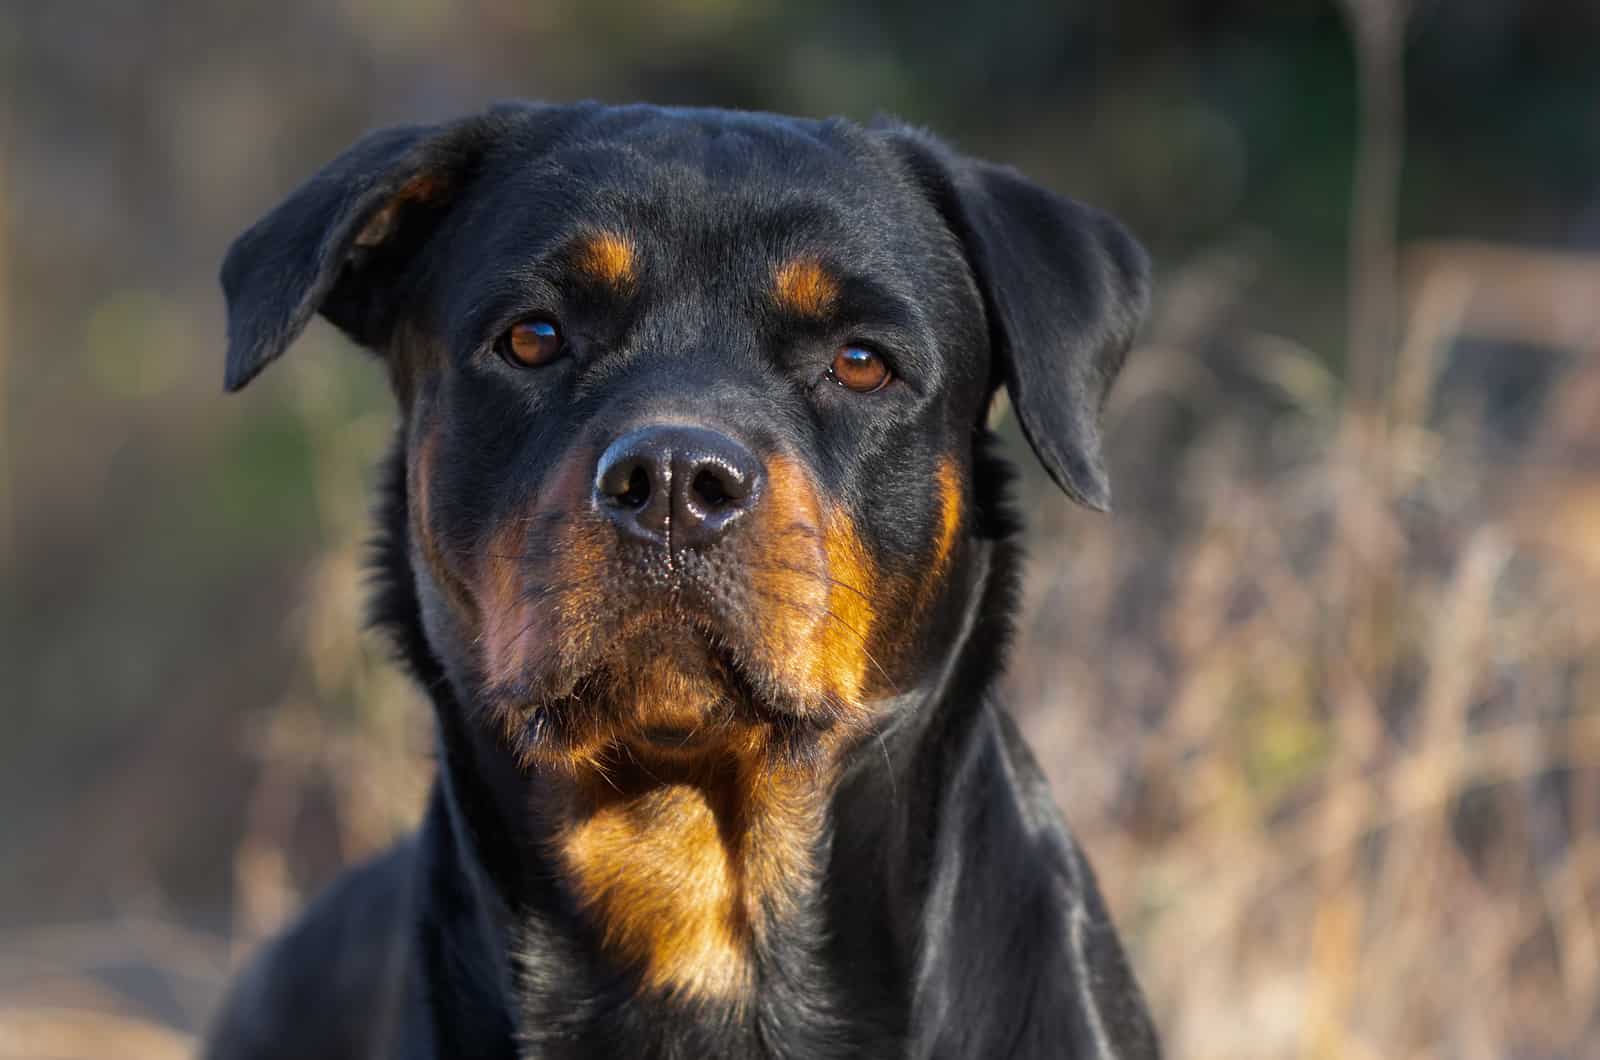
[477,583,840,769]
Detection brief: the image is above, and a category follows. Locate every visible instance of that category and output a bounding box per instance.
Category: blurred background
[4,1,1599,1057]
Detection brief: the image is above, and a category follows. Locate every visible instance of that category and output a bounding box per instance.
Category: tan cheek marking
[815,509,879,706]
[549,506,610,681]
[477,451,609,696]
[574,230,637,289]
[477,519,539,690]
[933,457,963,574]
[749,457,830,691]
[559,785,753,1002]
[773,258,839,318]
[748,456,882,708]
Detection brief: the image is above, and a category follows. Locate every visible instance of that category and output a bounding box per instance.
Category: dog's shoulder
[908,701,1161,1059]
[202,838,418,1060]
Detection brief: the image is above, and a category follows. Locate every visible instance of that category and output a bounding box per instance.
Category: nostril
[692,468,732,509]
[617,466,652,509]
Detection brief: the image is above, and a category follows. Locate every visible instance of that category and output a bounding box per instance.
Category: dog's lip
[487,601,817,728]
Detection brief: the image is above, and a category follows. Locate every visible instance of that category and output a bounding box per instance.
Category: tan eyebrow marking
[772,258,839,318]
[573,230,638,289]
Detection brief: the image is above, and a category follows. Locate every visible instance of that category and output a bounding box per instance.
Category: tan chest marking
[554,760,823,1004]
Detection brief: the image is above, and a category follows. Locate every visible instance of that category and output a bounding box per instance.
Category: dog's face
[395,115,993,767]
[221,103,1148,775]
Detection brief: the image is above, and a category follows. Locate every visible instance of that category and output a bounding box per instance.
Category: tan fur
[558,779,752,1000]
[480,476,611,693]
[573,230,638,289]
[553,740,827,1003]
[772,258,839,318]
[814,508,879,703]
[748,456,885,709]
[933,458,963,575]
[477,518,542,691]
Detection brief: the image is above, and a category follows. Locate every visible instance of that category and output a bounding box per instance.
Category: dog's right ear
[221,104,586,392]
[221,121,459,390]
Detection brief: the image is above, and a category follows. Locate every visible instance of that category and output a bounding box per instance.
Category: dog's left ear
[878,128,1150,511]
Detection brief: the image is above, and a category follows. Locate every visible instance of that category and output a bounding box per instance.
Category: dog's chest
[506,908,881,1060]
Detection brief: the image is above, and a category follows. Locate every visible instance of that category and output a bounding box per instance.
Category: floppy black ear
[881,129,1150,511]
[221,96,600,394]
[221,121,461,391]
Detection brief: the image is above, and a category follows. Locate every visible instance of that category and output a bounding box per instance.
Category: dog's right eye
[497,318,565,368]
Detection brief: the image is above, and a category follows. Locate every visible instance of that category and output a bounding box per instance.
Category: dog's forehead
[428,111,969,371]
[522,106,879,195]
[461,110,916,261]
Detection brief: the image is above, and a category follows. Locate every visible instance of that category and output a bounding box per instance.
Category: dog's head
[222,102,1147,774]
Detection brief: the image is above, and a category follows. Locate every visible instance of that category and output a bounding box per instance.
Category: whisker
[503,510,571,527]
[514,578,590,606]
[747,561,874,603]
[747,585,900,695]
[771,521,826,542]
[488,585,593,657]
[588,751,623,794]
[875,728,898,802]
[619,741,667,787]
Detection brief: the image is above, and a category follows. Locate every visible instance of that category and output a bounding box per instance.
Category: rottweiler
[203,101,1159,1059]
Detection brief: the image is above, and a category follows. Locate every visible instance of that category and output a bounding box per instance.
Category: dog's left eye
[828,345,892,393]
[498,318,565,368]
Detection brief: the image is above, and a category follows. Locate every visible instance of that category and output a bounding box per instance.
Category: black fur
[204,101,1159,1059]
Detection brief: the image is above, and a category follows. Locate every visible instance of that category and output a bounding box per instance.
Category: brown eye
[828,345,891,393]
[499,318,564,367]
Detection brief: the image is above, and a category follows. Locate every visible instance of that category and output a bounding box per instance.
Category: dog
[203,101,1158,1059]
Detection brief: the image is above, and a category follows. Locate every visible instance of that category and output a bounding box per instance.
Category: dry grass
[1013,241,1600,1058]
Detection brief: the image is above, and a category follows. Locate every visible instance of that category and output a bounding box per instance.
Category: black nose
[594,426,764,550]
